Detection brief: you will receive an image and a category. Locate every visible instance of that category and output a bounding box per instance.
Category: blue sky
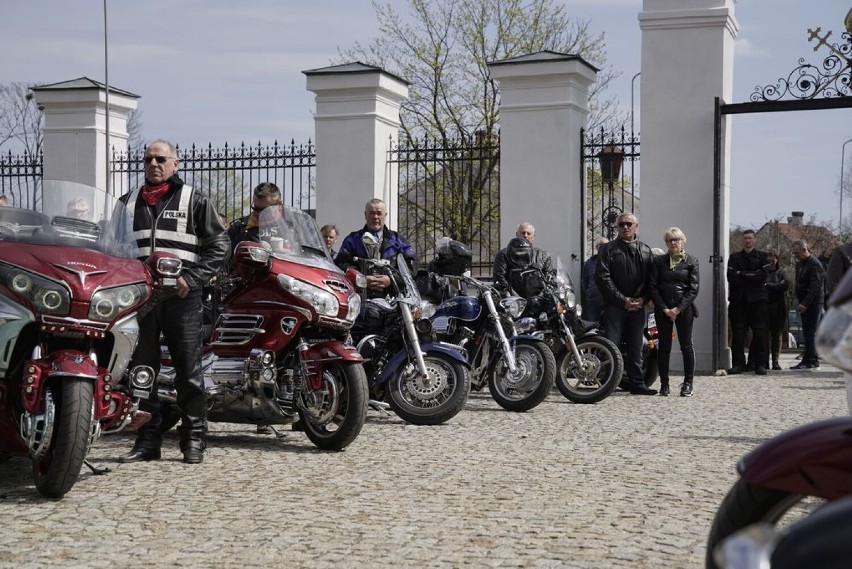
[1,0,850,230]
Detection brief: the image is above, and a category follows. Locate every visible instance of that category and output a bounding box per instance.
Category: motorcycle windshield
[0,180,138,259]
[397,254,422,305]
[555,257,574,291]
[255,204,339,271]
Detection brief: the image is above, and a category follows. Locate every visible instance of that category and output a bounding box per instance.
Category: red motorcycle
[0,181,173,498]
[158,203,368,450]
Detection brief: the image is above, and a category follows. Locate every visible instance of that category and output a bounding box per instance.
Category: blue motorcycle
[347,255,470,425]
[422,240,556,412]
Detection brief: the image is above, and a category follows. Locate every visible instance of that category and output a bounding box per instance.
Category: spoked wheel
[32,381,94,499]
[705,479,826,569]
[487,339,556,412]
[388,352,470,425]
[556,336,623,404]
[299,362,368,451]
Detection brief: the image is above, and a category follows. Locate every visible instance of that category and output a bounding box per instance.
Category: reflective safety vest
[125,185,202,265]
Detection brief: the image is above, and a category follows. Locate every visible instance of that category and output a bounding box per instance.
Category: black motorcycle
[513,257,624,404]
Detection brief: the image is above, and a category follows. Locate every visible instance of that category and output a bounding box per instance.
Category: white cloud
[735,37,770,59]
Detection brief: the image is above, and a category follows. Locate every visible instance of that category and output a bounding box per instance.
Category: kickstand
[369,399,391,416]
[269,425,288,438]
[84,459,111,475]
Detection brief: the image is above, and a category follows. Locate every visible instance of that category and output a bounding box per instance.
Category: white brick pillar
[489,52,598,286]
[639,0,738,372]
[31,77,138,195]
[304,63,409,234]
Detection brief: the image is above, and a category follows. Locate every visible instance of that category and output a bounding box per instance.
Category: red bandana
[141,182,170,206]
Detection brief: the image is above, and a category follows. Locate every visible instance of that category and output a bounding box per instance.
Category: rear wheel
[300,362,368,451]
[32,381,94,499]
[388,352,469,425]
[487,339,555,412]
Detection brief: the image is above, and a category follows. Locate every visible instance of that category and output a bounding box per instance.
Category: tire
[32,381,94,499]
[388,352,470,425]
[618,341,658,390]
[487,339,556,412]
[642,347,659,387]
[300,362,368,451]
[705,478,825,569]
[555,336,623,404]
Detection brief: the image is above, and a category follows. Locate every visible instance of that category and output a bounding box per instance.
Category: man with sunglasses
[596,213,657,395]
[118,139,229,465]
[227,182,282,250]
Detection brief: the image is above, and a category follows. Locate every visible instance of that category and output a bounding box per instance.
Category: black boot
[680,381,693,397]
[119,409,162,463]
[659,379,670,397]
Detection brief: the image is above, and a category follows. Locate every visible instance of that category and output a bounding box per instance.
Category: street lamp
[841,138,852,237]
[598,144,625,239]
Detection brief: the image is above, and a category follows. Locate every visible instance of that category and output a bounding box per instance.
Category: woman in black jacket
[649,227,700,397]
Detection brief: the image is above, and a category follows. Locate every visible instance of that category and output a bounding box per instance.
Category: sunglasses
[617,221,634,228]
[143,155,173,165]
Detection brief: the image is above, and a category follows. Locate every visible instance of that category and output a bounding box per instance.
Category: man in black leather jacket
[493,222,553,297]
[596,213,657,395]
[790,239,825,370]
[727,229,769,375]
[118,140,229,465]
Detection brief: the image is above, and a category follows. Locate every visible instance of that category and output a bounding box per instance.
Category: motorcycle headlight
[89,284,148,322]
[345,291,361,323]
[0,264,71,316]
[816,305,852,371]
[277,274,339,317]
[500,296,527,319]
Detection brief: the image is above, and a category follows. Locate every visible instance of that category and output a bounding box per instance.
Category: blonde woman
[648,227,700,396]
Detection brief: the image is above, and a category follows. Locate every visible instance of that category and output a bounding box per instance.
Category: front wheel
[487,339,556,412]
[300,362,368,451]
[705,478,825,569]
[556,336,623,404]
[388,352,470,425]
[32,381,94,499]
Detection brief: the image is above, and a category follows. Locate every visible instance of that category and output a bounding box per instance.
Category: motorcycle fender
[737,416,852,500]
[301,341,365,390]
[21,350,101,414]
[375,342,469,385]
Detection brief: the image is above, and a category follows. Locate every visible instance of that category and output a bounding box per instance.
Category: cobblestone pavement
[1,352,847,569]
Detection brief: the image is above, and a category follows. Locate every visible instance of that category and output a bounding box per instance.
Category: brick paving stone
[0,352,847,568]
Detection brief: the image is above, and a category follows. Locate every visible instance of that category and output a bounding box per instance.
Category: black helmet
[434,239,472,275]
[506,237,533,269]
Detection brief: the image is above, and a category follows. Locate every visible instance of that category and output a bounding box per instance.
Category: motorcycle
[158,203,369,450]
[0,181,173,498]
[712,495,852,569]
[704,415,852,568]
[513,257,624,404]
[423,238,556,412]
[347,253,470,425]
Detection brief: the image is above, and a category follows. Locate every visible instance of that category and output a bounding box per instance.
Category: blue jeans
[603,304,646,387]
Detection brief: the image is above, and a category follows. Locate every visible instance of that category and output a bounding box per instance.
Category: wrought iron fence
[0,149,43,209]
[111,140,317,222]
[581,126,640,256]
[391,134,500,277]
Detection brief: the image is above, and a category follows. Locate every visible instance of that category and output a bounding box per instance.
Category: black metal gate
[581,126,640,257]
[712,26,852,370]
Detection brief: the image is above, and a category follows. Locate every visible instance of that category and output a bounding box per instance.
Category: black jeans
[730,301,766,369]
[800,303,821,365]
[655,305,695,385]
[133,290,206,448]
[603,303,646,387]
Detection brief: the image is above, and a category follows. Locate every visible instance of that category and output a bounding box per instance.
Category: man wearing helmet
[492,222,553,298]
